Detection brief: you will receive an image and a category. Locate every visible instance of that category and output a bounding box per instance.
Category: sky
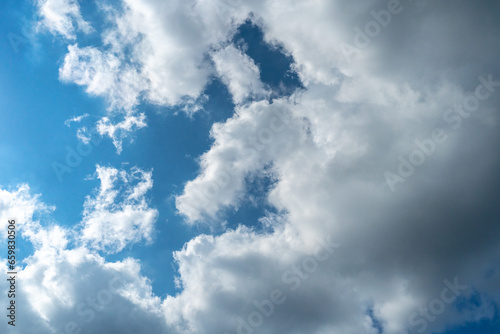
[0,0,499,333]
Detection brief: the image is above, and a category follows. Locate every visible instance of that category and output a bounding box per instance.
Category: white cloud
[96,113,147,154]
[175,98,304,222]
[0,184,54,240]
[172,74,500,334]
[24,0,500,333]
[36,0,93,39]
[0,170,165,334]
[79,165,158,254]
[212,44,268,104]
[163,226,380,334]
[173,1,500,333]
[64,113,89,127]
[54,0,254,151]
[76,126,92,144]
[59,44,147,112]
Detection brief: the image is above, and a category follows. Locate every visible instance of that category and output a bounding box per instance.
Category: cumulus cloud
[53,0,252,151]
[175,97,305,222]
[36,0,93,39]
[17,249,166,334]
[211,44,268,104]
[174,1,500,333]
[0,167,165,334]
[79,165,158,254]
[59,44,147,112]
[24,0,500,334]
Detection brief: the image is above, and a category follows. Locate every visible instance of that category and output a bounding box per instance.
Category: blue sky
[1,1,500,334]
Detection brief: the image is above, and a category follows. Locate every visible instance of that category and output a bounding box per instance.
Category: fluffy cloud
[175,97,305,222]
[0,167,165,334]
[174,1,500,333]
[211,44,268,104]
[96,113,147,154]
[17,248,166,334]
[53,0,251,150]
[36,0,93,39]
[79,165,158,254]
[0,184,53,239]
[27,0,500,334]
[163,226,378,334]
[59,44,148,112]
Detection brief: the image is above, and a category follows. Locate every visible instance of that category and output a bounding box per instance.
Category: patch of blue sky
[437,313,500,334]
[233,20,304,98]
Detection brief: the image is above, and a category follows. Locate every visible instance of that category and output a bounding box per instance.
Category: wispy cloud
[64,113,89,127]
[36,0,93,39]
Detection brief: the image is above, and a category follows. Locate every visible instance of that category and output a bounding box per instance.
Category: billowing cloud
[59,44,148,112]
[36,0,93,39]
[211,44,268,104]
[23,0,500,334]
[0,167,165,333]
[174,1,500,333]
[53,0,250,150]
[79,165,158,254]
[0,184,53,239]
[175,97,304,222]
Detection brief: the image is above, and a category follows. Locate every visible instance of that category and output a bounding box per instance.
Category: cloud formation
[36,0,93,39]
[79,165,158,254]
[21,0,500,333]
[0,166,164,333]
[211,44,268,104]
